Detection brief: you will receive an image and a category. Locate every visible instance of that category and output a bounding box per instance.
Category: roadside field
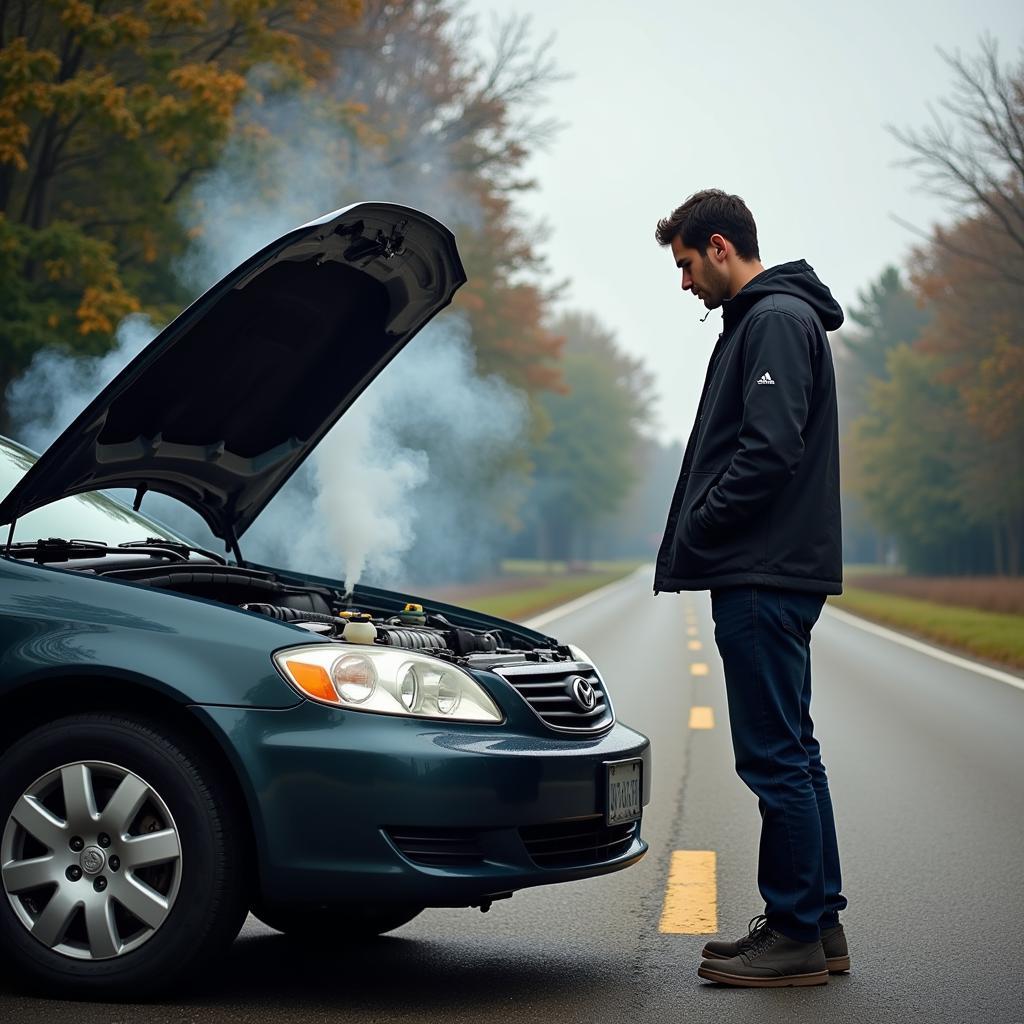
[844,574,1024,615]
[429,560,643,622]
[831,585,1024,670]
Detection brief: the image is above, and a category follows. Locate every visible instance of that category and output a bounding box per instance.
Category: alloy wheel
[1,760,182,960]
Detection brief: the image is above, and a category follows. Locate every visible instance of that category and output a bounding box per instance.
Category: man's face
[670,236,731,309]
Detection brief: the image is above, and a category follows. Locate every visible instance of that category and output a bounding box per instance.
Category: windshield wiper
[6,537,193,565]
[119,538,227,565]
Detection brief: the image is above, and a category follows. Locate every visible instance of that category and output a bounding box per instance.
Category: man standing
[653,189,849,988]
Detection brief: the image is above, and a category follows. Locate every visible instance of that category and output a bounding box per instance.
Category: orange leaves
[57,1,149,46]
[0,111,32,171]
[77,281,140,335]
[144,0,208,27]
[963,330,1024,441]
[0,40,60,170]
[0,37,60,86]
[143,64,246,160]
[911,206,1024,448]
[169,64,247,121]
[58,0,96,33]
[43,258,71,281]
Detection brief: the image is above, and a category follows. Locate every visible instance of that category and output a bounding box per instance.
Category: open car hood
[0,203,466,549]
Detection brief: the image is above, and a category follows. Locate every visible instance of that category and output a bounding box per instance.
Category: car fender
[0,556,312,708]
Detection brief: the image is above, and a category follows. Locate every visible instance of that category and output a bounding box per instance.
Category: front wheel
[254,903,423,940]
[0,714,248,998]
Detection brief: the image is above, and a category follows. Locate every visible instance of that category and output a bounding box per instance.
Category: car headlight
[273,645,503,723]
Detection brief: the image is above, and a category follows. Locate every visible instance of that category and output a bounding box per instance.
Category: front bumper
[193,700,650,908]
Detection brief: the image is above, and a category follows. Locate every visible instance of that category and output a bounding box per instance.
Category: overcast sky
[466,0,1023,444]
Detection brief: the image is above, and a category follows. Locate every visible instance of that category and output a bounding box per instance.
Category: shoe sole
[697,964,829,987]
[701,948,850,974]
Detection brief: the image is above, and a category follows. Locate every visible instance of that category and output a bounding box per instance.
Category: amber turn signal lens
[284,660,336,702]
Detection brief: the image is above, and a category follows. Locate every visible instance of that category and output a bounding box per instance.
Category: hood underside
[0,203,466,546]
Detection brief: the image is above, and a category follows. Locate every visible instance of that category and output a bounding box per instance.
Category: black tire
[0,713,248,999]
[253,903,423,940]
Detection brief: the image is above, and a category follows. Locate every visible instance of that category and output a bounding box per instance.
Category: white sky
[466,0,1024,443]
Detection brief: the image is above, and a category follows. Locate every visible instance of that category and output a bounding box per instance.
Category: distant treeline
[835,37,1023,576]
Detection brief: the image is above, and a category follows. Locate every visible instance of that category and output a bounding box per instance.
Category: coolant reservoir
[341,614,377,645]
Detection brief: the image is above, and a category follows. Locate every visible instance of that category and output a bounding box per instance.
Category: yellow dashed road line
[690,662,709,676]
[659,851,718,933]
[687,639,703,651]
[688,706,714,729]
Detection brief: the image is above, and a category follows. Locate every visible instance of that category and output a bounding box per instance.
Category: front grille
[520,816,639,868]
[385,827,484,867]
[494,662,614,734]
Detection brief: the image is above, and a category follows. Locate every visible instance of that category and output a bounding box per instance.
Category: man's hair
[655,189,760,261]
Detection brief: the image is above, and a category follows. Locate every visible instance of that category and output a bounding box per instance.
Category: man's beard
[699,254,730,308]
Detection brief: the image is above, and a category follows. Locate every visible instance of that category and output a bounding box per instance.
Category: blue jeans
[710,586,847,943]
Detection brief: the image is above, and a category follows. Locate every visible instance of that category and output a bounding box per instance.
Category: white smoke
[312,314,528,586]
[177,62,478,297]
[238,313,528,586]
[7,314,160,454]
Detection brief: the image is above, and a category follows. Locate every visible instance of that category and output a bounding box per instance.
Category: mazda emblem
[570,675,597,712]
[81,847,105,874]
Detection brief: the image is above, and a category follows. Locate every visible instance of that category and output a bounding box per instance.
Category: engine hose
[243,604,340,628]
[375,625,447,651]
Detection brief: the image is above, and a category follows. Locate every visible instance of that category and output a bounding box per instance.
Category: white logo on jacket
[756,371,775,385]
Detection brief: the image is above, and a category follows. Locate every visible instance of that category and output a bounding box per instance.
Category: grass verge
[463,569,637,623]
[435,566,642,623]
[831,587,1024,670]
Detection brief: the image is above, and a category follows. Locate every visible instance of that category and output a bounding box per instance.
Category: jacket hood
[0,202,466,549]
[722,260,844,333]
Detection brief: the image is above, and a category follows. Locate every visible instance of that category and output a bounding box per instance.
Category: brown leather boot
[702,915,850,973]
[698,920,829,987]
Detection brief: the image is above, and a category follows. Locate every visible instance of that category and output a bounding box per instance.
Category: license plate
[605,759,642,826]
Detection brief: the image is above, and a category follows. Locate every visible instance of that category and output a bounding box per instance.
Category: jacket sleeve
[692,309,814,536]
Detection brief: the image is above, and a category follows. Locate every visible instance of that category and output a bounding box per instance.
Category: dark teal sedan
[0,203,650,999]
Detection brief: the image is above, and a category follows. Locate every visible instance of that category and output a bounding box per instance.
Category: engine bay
[11,539,573,666]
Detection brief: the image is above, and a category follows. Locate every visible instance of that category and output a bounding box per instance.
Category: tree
[322,1,568,397]
[889,35,1024,288]
[911,208,1024,573]
[558,310,656,422]
[837,266,930,411]
[834,266,930,565]
[524,313,653,562]
[853,345,972,573]
[850,34,1024,574]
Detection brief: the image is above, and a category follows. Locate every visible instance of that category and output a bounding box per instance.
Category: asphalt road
[3,569,1023,1023]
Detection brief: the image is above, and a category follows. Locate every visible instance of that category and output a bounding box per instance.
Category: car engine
[61,555,570,662]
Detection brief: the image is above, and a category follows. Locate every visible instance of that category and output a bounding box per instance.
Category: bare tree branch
[889,37,1024,285]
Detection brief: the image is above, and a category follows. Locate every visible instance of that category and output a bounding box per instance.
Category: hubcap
[1,761,182,960]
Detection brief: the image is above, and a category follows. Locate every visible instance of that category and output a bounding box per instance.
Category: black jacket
[654,260,844,595]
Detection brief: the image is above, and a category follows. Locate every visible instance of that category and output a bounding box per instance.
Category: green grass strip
[831,587,1024,670]
[465,569,637,623]
[501,558,644,576]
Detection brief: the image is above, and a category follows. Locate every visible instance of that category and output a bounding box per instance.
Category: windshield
[0,437,193,547]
